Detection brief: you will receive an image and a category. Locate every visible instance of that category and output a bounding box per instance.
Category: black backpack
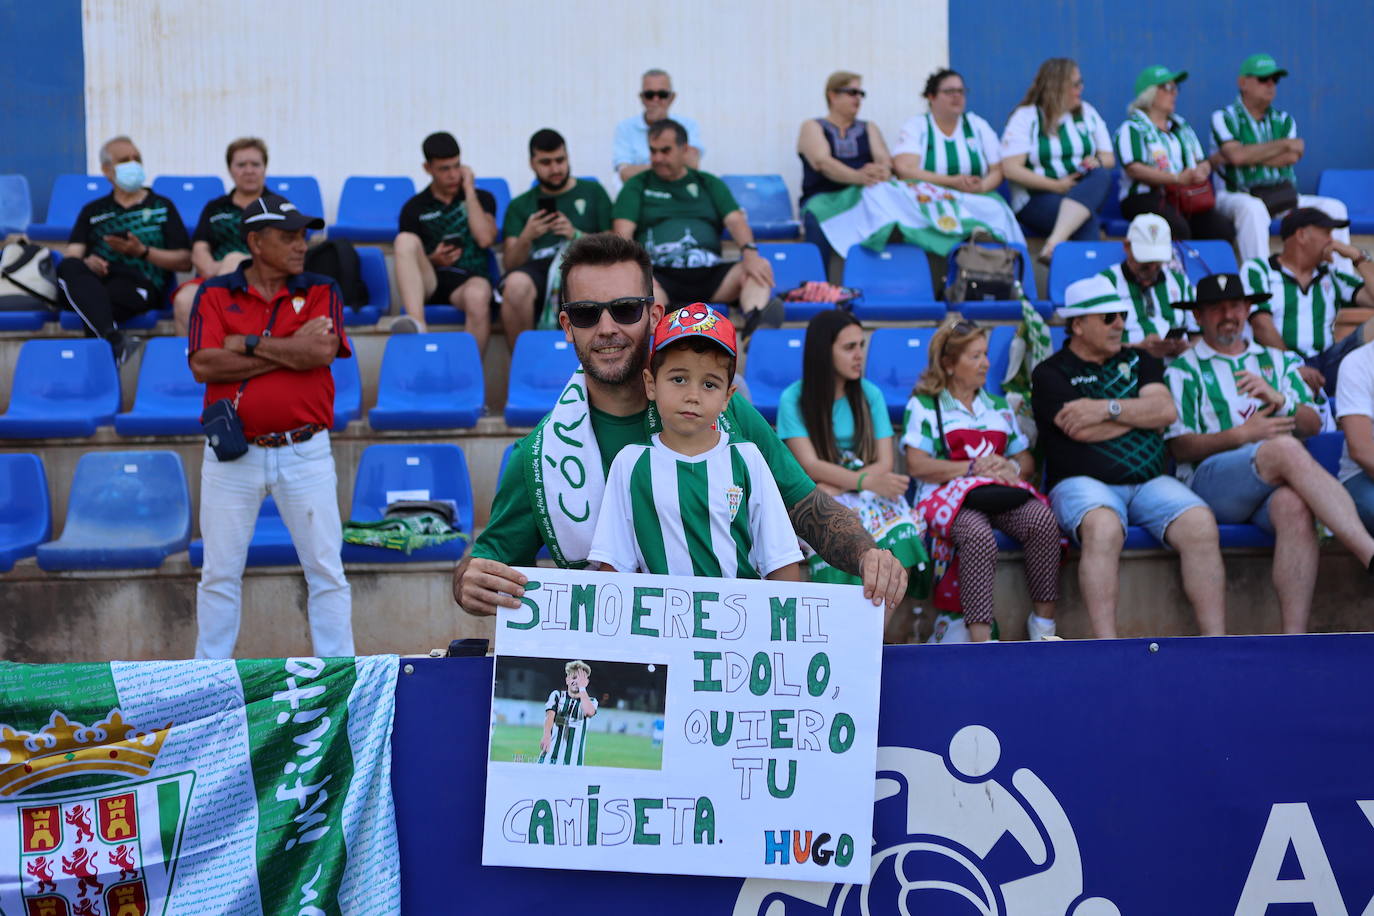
[304,239,369,309]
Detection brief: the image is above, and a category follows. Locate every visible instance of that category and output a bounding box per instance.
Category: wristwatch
[1107,399,1122,419]
[243,334,260,357]
[741,243,759,253]
[1355,249,1372,268]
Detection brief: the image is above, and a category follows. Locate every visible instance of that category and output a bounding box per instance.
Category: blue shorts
[1188,442,1278,533]
[1049,475,1207,546]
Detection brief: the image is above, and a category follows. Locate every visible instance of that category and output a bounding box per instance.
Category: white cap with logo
[1126,213,1173,263]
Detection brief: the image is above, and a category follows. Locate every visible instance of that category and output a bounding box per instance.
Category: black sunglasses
[640,90,672,100]
[561,297,653,328]
[834,87,867,98]
[1097,312,1127,324]
[1256,74,1281,84]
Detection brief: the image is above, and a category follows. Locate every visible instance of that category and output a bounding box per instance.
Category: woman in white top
[1000,58,1115,264]
[893,69,1004,194]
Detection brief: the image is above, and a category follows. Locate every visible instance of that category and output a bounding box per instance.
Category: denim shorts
[1189,442,1278,532]
[1049,474,1208,546]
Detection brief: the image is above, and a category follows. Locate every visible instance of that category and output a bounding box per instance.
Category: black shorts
[653,263,736,307]
[428,267,485,304]
[500,257,554,303]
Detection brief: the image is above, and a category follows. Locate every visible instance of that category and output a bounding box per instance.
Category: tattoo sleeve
[788,488,875,577]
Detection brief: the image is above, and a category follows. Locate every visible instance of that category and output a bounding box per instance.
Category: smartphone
[537,196,557,216]
[440,234,464,248]
[1165,327,1187,340]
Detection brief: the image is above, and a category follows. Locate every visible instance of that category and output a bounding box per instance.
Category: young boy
[588,304,803,580]
[538,659,597,766]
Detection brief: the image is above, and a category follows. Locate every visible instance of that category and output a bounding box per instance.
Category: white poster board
[482,567,883,883]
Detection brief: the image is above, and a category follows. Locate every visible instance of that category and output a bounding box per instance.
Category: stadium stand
[1176,239,1239,283]
[112,336,203,436]
[368,332,485,429]
[27,174,111,241]
[1317,170,1374,233]
[35,450,191,570]
[150,175,225,234]
[0,174,32,235]
[348,246,388,326]
[0,454,51,572]
[330,176,415,241]
[0,338,119,437]
[743,327,805,423]
[843,244,943,320]
[1048,241,1121,305]
[340,443,474,562]
[721,174,801,240]
[474,177,512,239]
[188,495,300,568]
[757,242,828,321]
[865,326,936,424]
[504,330,580,426]
[331,355,363,431]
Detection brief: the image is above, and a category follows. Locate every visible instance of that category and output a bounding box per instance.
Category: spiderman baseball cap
[651,303,738,357]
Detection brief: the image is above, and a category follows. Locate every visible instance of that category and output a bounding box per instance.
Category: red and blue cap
[651,303,737,357]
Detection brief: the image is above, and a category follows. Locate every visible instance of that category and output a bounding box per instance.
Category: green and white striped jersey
[1209,98,1298,192]
[893,111,1001,178]
[1242,255,1365,358]
[1164,339,1311,483]
[1000,102,1112,211]
[540,689,598,766]
[1099,261,1197,345]
[1114,110,1206,200]
[588,433,803,579]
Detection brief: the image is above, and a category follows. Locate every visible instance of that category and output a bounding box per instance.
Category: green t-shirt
[503,180,613,261]
[472,396,814,566]
[612,168,738,268]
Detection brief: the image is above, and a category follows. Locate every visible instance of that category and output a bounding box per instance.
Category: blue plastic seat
[341,443,474,563]
[331,356,362,431]
[720,174,801,240]
[474,177,512,239]
[330,176,416,242]
[369,332,485,429]
[843,244,943,320]
[1098,171,1130,237]
[36,451,190,570]
[0,454,51,571]
[0,174,32,235]
[865,327,937,425]
[150,175,225,234]
[345,246,388,326]
[505,330,580,426]
[59,306,166,332]
[983,326,1018,397]
[1217,524,1275,548]
[28,174,112,241]
[0,339,119,437]
[1305,430,1344,476]
[263,175,325,224]
[744,328,806,423]
[1048,242,1123,305]
[1176,240,1238,284]
[1318,170,1374,233]
[755,243,827,320]
[114,336,204,436]
[945,240,1043,320]
[188,495,302,568]
[1122,527,1161,550]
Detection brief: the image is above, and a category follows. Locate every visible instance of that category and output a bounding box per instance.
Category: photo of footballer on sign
[490,656,669,770]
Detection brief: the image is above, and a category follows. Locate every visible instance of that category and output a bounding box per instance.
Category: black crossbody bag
[201,298,285,461]
[934,394,1032,514]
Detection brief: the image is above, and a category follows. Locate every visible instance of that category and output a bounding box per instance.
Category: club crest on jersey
[686,182,699,198]
[725,485,743,522]
[291,296,305,314]
[574,199,587,216]
[669,304,718,333]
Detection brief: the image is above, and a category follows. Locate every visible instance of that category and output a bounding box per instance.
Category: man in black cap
[1165,272,1374,632]
[1245,207,1374,395]
[188,196,354,659]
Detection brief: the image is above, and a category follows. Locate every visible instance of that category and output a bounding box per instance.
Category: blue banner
[395,636,1374,914]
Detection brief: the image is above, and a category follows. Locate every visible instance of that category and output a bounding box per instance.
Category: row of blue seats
[0,444,473,572]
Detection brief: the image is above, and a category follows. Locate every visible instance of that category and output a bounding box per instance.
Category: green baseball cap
[1134,65,1188,96]
[1240,53,1288,78]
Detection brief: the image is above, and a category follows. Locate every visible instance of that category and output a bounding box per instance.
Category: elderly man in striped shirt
[1165,273,1374,633]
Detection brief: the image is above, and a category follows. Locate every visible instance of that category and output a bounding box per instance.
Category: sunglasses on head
[641,90,672,100]
[833,87,867,98]
[561,296,653,328]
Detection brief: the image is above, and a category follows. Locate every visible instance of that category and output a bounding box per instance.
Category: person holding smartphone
[1097,214,1198,361]
[500,129,612,341]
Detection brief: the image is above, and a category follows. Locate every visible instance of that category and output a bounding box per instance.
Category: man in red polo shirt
[188,196,353,658]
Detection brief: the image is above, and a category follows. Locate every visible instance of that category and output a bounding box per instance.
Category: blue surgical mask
[113,160,145,192]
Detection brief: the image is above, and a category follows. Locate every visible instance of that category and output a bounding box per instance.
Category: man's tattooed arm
[788,488,875,576]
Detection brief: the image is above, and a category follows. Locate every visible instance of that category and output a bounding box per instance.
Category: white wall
[83,0,948,222]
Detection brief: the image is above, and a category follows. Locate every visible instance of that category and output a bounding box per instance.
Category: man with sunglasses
[1032,274,1226,638]
[613,69,704,185]
[453,233,907,617]
[1210,54,1351,263]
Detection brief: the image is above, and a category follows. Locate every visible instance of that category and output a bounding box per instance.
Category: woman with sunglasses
[902,317,1061,642]
[797,71,894,266]
[892,69,1004,195]
[775,309,929,640]
[1000,57,1115,265]
[1114,66,1234,245]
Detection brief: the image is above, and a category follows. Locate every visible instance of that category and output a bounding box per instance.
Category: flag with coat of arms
[803,180,1026,257]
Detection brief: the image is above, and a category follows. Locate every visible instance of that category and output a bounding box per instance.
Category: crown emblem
[0,710,171,797]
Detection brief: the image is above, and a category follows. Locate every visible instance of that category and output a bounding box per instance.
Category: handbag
[1248,181,1299,217]
[200,297,285,461]
[0,240,59,310]
[945,229,1021,305]
[933,394,1032,514]
[1164,179,1215,216]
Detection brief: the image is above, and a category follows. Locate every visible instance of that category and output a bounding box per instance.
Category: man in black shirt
[57,135,191,362]
[1032,273,1225,638]
[392,131,497,347]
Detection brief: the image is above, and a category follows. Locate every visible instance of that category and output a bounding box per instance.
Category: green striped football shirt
[1002,102,1111,211]
[1099,262,1196,345]
[1165,340,1311,483]
[1243,255,1365,358]
[1210,98,1298,192]
[893,112,1000,178]
[539,689,597,766]
[1114,110,1206,200]
[587,433,802,579]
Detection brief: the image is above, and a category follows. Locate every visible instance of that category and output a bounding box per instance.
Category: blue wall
[0,0,85,218]
[951,0,1372,193]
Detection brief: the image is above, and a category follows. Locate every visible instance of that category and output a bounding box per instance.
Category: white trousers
[1215,189,1351,262]
[195,431,353,658]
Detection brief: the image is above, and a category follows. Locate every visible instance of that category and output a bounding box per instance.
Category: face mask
[113,160,145,192]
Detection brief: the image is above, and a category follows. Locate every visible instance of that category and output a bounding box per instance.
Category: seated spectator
[1000,58,1115,264]
[903,316,1061,642]
[1165,272,1374,633]
[392,131,497,344]
[1101,214,1196,360]
[612,119,780,333]
[1032,274,1225,638]
[173,137,279,335]
[797,70,893,264]
[1115,66,1234,245]
[775,309,929,637]
[1336,341,1374,532]
[613,69,704,185]
[1211,53,1351,263]
[1244,208,1374,396]
[501,129,613,340]
[893,68,1003,195]
[57,135,191,363]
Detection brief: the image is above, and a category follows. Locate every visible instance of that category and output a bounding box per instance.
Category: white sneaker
[1027,614,1058,640]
